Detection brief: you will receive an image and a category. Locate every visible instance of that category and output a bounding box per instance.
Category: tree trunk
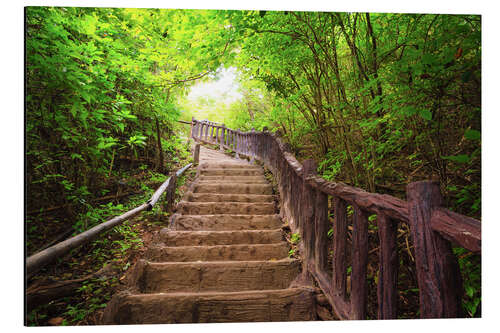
[155,115,164,173]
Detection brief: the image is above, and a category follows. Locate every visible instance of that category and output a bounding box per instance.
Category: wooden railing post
[301,159,317,283]
[250,128,255,163]
[332,197,347,300]
[314,184,328,273]
[164,171,177,212]
[407,181,462,318]
[220,124,225,151]
[191,120,197,139]
[235,131,240,159]
[377,213,398,319]
[193,143,200,165]
[190,117,194,139]
[243,133,247,156]
[240,131,244,157]
[350,204,369,320]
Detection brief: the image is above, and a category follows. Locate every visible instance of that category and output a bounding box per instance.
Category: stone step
[193,183,273,195]
[159,229,284,246]
[200,168,264,176]
[102,288,316,324]
[139,259,300,293]
[185,193,276,203]
[173,214,282,231]
[199,162,261,170]
[198,175,268,183]
[197,178,268,184]
[177,202,276,215]
[145,243,289,262]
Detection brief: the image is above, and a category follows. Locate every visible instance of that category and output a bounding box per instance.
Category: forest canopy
[183,11,481,217]
[26,7,481,218]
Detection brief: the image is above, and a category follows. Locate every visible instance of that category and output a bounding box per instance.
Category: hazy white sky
[187,66,243,103]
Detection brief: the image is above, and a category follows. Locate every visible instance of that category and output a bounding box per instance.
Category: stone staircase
[102,148,316,324]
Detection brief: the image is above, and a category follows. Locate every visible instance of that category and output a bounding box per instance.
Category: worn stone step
[197,178,268,184]
[198,175,267,182]
[159,229,284,246]
[145,243,289,262]
[185,193,276,203]
[139,259,300,293]
[173,214,282,231]
[199,162,261,170]
[177,202,276,215]
[200,168,264,176]
[193,183,273,195]
[102,287,316,324]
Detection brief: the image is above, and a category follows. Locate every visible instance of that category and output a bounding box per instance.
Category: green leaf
[465,285,475,298]
[442,154,471,164]
[400,106,418,117]
[419,109,432,121]
[464,129,480,141]
[70,153,84,161]
[461,71,473,83]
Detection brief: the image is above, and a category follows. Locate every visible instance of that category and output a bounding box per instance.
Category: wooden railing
[191,118,481,320]
[26,163,192,277]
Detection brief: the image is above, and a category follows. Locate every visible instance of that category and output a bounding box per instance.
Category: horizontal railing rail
[190,118,481,320]
[26,163,192,277]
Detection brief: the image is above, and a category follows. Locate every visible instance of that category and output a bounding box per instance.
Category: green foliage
[290,232,301,244]
[148,171,168,183]
[319,150,343,181]
[223,11,480,215]
[442,154,471,164]
[63,277,114,325]
[464,129,480,141]
[27,307,48,326]
[453,248,481,317]
[447,183,481,213]
[26,6,232,219]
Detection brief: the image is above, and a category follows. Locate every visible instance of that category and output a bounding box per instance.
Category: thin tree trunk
[155,114,164,173]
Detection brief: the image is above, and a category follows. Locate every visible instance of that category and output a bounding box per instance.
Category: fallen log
[26,264,119,312]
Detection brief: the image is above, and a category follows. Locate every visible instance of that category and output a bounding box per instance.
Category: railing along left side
[26,163,193,277]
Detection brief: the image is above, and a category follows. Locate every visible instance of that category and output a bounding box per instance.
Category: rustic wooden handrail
[26,162,193,277]
[190,118,481,320]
